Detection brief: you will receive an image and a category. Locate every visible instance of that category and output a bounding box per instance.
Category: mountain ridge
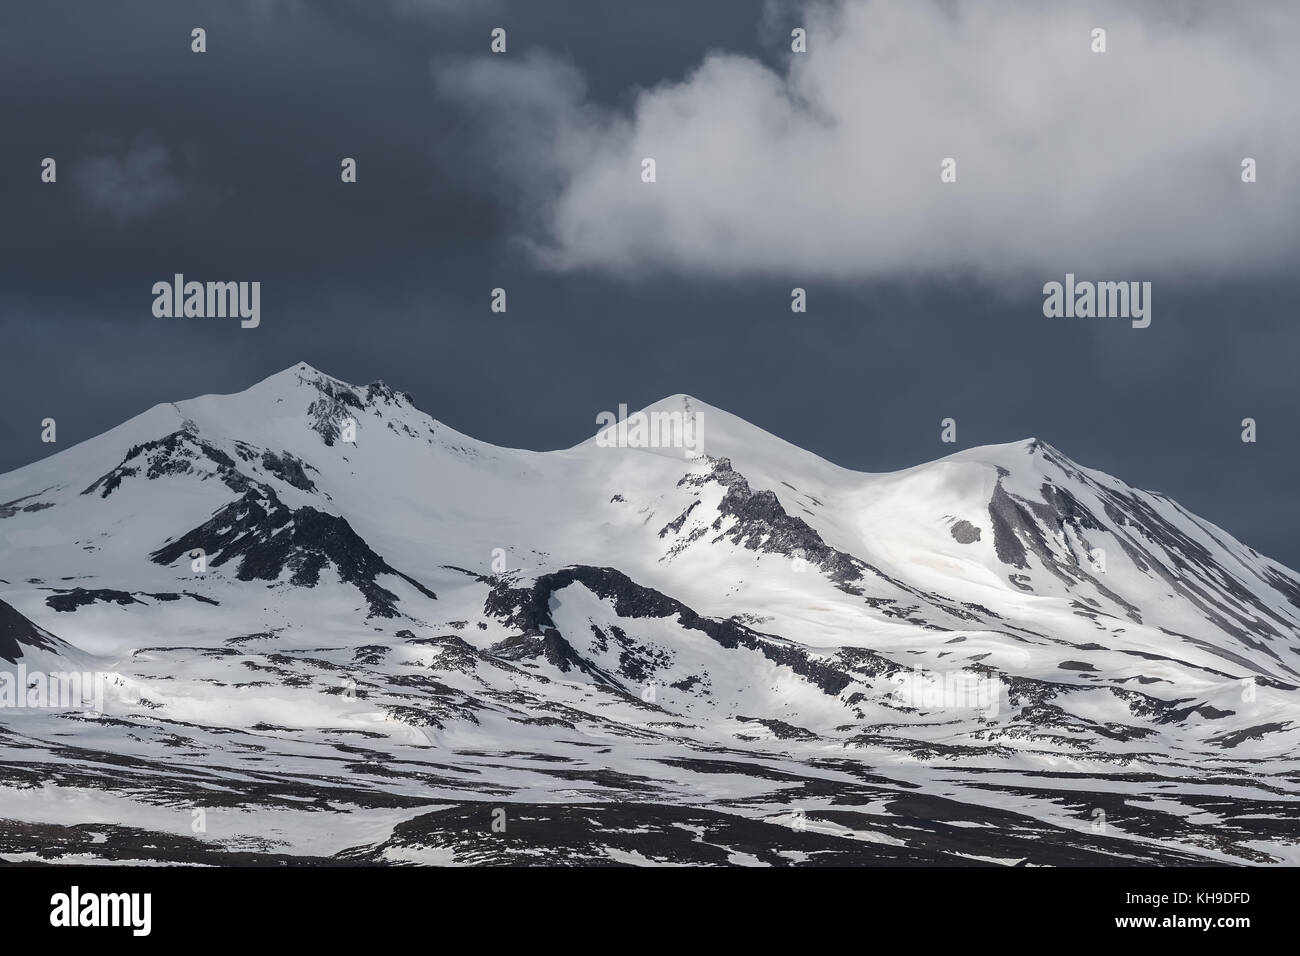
[0,361,1296,865]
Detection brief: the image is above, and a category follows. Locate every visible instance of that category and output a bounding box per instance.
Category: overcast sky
[3,0,1299,566]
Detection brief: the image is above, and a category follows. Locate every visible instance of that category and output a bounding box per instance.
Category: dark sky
[2,1,1298,567]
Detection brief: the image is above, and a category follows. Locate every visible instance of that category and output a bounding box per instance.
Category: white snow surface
[0,363,1296,865]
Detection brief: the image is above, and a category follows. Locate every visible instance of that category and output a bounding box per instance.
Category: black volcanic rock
[46,588,142,612]
[260,451,317,492]
[150,489,435,617]
[485,565,855,696]
[81,429,253,499]
[0,598,68,664]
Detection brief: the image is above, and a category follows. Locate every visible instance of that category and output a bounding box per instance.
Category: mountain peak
[257,361,346,392]
[941,435,1076,473]
[238,363,416,410]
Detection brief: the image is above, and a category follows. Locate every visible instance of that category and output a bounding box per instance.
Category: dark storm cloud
[75,135,194,223]
[0,0,1297,569]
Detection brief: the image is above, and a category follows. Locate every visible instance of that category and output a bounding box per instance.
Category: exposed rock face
[485,565,859,695]
[0,598,68,664]
[82,429,254,499]
[151,489,435,617]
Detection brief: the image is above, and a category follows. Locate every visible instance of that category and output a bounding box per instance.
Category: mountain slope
[0,362,1296,866]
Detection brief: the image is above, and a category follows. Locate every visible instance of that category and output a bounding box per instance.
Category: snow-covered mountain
[1,363,1296,865]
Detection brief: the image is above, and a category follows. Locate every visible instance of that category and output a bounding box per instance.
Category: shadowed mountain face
[0,599,70,665]
[0,363,1297,865]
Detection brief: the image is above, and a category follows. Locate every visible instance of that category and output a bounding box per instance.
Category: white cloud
[439,0,1300,279]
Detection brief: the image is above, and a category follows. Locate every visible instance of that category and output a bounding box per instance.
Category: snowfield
[1,363,1297,865]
